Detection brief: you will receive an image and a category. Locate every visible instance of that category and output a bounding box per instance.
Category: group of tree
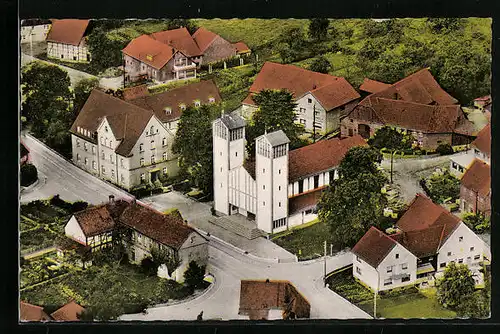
[20,163,38,187]
[462,212,490,234]
[436,262,490,318]
[422,170,460,204]
[21,62,99,158]
[317,146,388,248]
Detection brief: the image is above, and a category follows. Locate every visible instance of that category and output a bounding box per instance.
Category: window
[209,97,215,103]
[76,139,80,147]
[235,152,238,157]
[356,267,362,275]
[151,140,155,149]
[180,104,186,111]
[470,246,475,252]
[139,143,144,152]
[386,266,393,273]
[440,262,446,268]
[348,128,354,136]
[105,138,108,147]
[299,119,306,125]
[194,100,201,107]
[278,202,281,207]
[474,254,480,260]
[278,169,281,175]
[110,155,114,163]
[452,162,458,170]
[447,252,452,256]
[401,263,408,270]
[101,151,105,160]
[278,186,281,191]
[84,157,88,165]
[356,256,361,263]
[92,161,96,170]
[150,126,154,134]
[401,274,411,283]
[151,156,156,164]
[458,258,463,264]
[120,158,124,168]
[395,253,399,259]
[92,146,95,154]
[384,278,392,286]
[121,174,124,182]
[61,54,64,58]
[140,173,146,182]
[262,168,265,173]
[164,107,172,115]
[162,138,167,146]
[298,180,304,193]
[308,98,312,104]
[76,154,81,162]
[102,166,106,175]
[84,142,88,151]
[111,169,115,177]
[299,107,306,113]
[263,185,266,190]
[162,152,167,161]
[140,158,145,166]
[459,236,463,242]
[163,167,168,175]
[314,175,319,188]
[263,201,265,206]
[272,218,286,229]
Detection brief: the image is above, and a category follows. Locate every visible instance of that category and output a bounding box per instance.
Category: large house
[460,159,491,218]
[64,197,208,282]
[20,19,52,44]
[213,113,366,234]
[46,19,91,63]
[123,27,249,84]
[341,68,476,150]
[450,123,490,178]
[238,280,310,320]
[124,79,222,133]
[240,62,360,135]
[70,89,179,190]
[352,194,491,292]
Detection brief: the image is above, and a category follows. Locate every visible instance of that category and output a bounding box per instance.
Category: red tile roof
[460,159,491,198]
[122,84,150,101]
[122,34,176,70]
[73,200,129,237]
[192,27,219,53]
[46,19,89,46]
[20,302,51,321]
[396,193,461,232]
[234,41,251,53]
[471,123,491,157]
[50,301,85,321]
[352,226,398,268]
[150,27,202,57]
[288,135,366,181]
[359,78,391,94]
[245,62,359,110]
[474,95,491,102]
[128,80,222,123]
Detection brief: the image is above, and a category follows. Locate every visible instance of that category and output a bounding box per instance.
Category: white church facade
[212,113,366,234]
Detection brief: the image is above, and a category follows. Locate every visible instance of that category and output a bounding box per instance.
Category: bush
[436,143,454,156]
[140,257,158,277]
[463,213,490,233]
[71,201,89,213]
[50,195,73,211]
[183,261,206,292]
[21,164,38,187]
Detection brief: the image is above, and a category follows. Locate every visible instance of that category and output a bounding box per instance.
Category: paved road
[120,240,371,320]
[20,133,132,205]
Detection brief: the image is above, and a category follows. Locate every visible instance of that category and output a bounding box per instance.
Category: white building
[213,113,366,234]
[20,19,51,44]
[70,89,179,190]
[352,194,491,292]
[46,19,91,63]
[450,123,490,178]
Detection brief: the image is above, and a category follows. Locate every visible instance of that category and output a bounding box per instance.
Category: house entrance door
[150,171,159,182]
[358,124,371,139]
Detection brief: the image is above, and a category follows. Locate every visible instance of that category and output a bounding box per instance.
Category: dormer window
[146,54,153,61]
[179,104,186,111]
[209,97,215,103]
[164,107,172,115]
[194,100,201,107]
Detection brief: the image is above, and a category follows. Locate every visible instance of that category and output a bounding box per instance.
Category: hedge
[21,164,38,187]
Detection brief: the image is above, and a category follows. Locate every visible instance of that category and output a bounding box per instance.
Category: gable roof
[288,135,366,181]
[234,41,250,53]
[50,301,85,321]
[192,27,219,53]
[262,130,290,147]
[46,19,89,46]
[359,78,391,94]
[122,34,176,70]
[245,62,359,110]
[70,89,155,157]
[20,301,51,321]
[396,193,461,232]
[122,84,150,101]
[352,226,398,268]
[73,200,129,237]
[460,159,491,198]
[128,80,222,123]
[150,27,202,57]
[219,113,246,130]
[118,202,198,250]
[471,123,491,157]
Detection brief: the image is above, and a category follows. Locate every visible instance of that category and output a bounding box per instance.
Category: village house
[450,123,490,178]
[123,27,250,84]
[50,301,86,321]
[70,89,179,190]
[240,62,360,135]
[124,80,222,133]
[20,301,52,322]
[352,194,491,292]
[64,197,208,282]
[20,19,52,44]
[46,19,92,63]
[213,113,366,234]
[238,280,310,320]
[341,68,476,150]
[474,95,492,112]
[460,159,491,218]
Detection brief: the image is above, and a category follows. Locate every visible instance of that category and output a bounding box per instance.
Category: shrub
[463,213,490,233]
[71,201,89,213]
[50,195,73,211]
[21,164,38,187]
[183,260,206,291]
[140,257,158,277]
[436,143,454,156]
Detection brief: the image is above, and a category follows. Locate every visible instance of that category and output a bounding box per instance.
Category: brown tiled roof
[471,123,491,157]
[391,215,459,258]
[70,89,155,157]
[150,27,202,57]
[72,199,129,238]
[50,301,85,321]
[46,19,89,46]
[242,93,256,106]
[128,80,222,123]
[234,41,251,53]
[123,34,177,70]
[354,97,471,134]
[288,188,324,214]
[123,84,150,101]
[371,68,458,105]
[359,78,391,94]
[192,27,219,53]
[20,302,51,321]
[246,62,359,110]
[352,226,398,268]
[460,159,491,198]
[396,194,461,232]
[288,135,366,182]
[118,202,197,250]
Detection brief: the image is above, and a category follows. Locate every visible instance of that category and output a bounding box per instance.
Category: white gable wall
[352,253,380,291]
[64,216,87,245]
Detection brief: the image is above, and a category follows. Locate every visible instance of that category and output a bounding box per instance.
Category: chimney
[312,84,317,90]
[109,195,115,203]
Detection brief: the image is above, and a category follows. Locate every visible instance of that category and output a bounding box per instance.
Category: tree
[87,27,127,71]
[436,143,454,155]
[278,27,307,63]
[21,164,38,187]
[246,89,306,156]
[140,257,158,277]
[462,212,490,233]
[436,262,475,309]
[424,170,460,204]
[456,291,490,318]
[172,104,220,195]
[183,260,206,291]
[337,146,384,181]
[168,19,198,35]
[427,18,465,34]
[150,246,181,276]
[309,56,331,74]
[73,77,99,115]
[308,18,330,41]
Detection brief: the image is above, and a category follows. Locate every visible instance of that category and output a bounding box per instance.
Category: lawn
[272,220,335,260]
